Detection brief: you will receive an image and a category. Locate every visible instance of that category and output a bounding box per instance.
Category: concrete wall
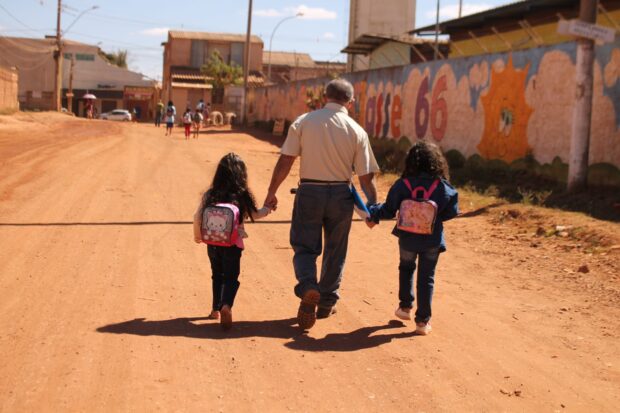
[248,40,620,183]
[348,0,416,71]
[0,66,18,111]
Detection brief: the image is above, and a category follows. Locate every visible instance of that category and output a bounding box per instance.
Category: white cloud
[323,32,335,39]
[140,27,170,36]
[293,5,337,20]
[254,9,283,17]
[255,5,336,20]
[425,3,493,20]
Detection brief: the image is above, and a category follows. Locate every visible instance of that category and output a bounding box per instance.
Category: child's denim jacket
[369,173,459,252]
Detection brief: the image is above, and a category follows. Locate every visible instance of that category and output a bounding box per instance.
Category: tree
[200,50,243,89]
[103,50,128,69]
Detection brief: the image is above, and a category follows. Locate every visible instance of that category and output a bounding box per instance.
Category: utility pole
[67,56,75,114]
[242,0,253,126]
[567,0,598,191]
[434,0,440,60]
[459,0,463,18]
[54,0,62,111]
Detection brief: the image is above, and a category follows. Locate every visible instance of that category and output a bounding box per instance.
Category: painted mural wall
[248,40,620,180]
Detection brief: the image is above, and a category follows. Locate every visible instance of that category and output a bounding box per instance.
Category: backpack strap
[403,178,441,200]
[426,179,440,198]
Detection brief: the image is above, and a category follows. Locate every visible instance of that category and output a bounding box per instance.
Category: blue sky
[0,0,517,80]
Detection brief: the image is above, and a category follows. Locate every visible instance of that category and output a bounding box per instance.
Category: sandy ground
[0,112,618,412]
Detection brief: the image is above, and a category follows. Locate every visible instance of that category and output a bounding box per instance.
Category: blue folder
[351,184,370,219]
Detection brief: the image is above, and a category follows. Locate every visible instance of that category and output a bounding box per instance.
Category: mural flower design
[478,57,533,162]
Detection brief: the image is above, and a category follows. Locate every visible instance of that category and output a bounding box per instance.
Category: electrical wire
[0,3,39,32]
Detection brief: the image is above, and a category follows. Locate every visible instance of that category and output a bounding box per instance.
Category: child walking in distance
[183,108,192,140]
[193,153,271,331]
[192,110,203,138]
[164,101,176,136]
[368,141,459,335]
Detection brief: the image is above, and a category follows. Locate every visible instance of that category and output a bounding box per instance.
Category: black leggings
[207,245,242,310]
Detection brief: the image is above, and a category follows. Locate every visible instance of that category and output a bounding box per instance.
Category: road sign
[558,19,616,43]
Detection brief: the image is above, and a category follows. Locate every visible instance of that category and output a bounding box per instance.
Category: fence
[248,40,620,186]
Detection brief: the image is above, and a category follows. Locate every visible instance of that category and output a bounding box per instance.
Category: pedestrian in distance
[183,108,193,140]
[164,101,176,136]
[192,110,203,138]
[367,141,459,336]
[193,153,271,331]
[264,78,380,330]
[196,99,205,116]
[155,99,164,127]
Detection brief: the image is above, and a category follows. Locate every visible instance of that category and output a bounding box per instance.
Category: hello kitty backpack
[397,179,440,235]
[200,203,240,246]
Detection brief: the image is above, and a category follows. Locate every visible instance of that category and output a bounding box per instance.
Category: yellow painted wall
[450,10,620,58]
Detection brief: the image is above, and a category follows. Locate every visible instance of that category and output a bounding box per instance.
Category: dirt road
[0,113,618,412]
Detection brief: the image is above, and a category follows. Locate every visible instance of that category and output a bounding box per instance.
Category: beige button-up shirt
[280,103,380,181]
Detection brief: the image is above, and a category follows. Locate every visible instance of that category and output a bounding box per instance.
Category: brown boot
[220,305,232,331]
[316,306,337,319]
[297,289,320,330]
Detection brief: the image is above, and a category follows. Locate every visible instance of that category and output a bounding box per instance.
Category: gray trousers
[290,184,354,308]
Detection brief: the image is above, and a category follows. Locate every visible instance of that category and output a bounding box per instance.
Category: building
[411,0,620,58]
[0,36,157,117]
[161,31,264,114]
[263,51,346,84]
[342,34,449,70]
[347,0,416,71]
[0,64,18,112]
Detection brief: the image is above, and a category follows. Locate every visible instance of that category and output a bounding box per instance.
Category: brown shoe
[220,305,232,331]
[297,289,320,330]
[316,306,337,319]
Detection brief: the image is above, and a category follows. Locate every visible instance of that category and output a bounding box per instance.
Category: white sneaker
[415,322,432,335]
[395,307,412,321]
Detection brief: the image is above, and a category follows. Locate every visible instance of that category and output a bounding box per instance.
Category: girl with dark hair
[368,141,459,335]
[193,153,271,330]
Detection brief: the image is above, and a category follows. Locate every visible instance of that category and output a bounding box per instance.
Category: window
[191,40,207,68]
[76,53,95,61]
[212,87,224,105]
[230,42,244,67]
[63,53,72,59]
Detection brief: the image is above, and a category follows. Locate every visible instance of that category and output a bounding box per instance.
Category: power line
[0,3,40,32]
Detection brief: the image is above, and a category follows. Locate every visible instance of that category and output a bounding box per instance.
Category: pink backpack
[397,179,440,235]
[200,203,240,246]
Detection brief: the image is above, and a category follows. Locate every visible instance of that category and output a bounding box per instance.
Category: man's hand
[264,192,278,211]
[358,173,377,205]
[194,237,202,244]
[265,154,296,212]
[365,218,376,229]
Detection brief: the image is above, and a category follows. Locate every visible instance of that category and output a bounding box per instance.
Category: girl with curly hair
[368,141,459,335]
[193,153,271,330]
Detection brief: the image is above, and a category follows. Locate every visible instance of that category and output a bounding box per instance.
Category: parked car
[100,109,132,121]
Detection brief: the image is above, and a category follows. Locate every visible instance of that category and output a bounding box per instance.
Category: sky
[0,0,518,81]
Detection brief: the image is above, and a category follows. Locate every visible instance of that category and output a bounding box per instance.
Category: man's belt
[299,179,350,185]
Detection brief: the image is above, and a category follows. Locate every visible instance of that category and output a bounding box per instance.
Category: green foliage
[517,187,536,205]
[103,49,128,69]
[201,51,243,89]
[369,136,412,173]
[444,149,466,170]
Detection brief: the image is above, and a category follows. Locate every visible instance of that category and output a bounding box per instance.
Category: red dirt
[0,112,618,412]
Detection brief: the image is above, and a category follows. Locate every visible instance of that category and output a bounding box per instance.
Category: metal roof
[168,31,263,44]
[263,51,316,68]
[342,34,448,55]
[410,0,578,35]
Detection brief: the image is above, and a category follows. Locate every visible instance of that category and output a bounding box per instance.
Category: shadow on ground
[96,317,414,351]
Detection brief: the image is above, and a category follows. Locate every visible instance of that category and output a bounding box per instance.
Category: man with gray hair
[264,78,379,330]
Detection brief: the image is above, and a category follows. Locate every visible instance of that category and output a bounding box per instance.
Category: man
[155,99,164,127]
[264,78,379,330]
